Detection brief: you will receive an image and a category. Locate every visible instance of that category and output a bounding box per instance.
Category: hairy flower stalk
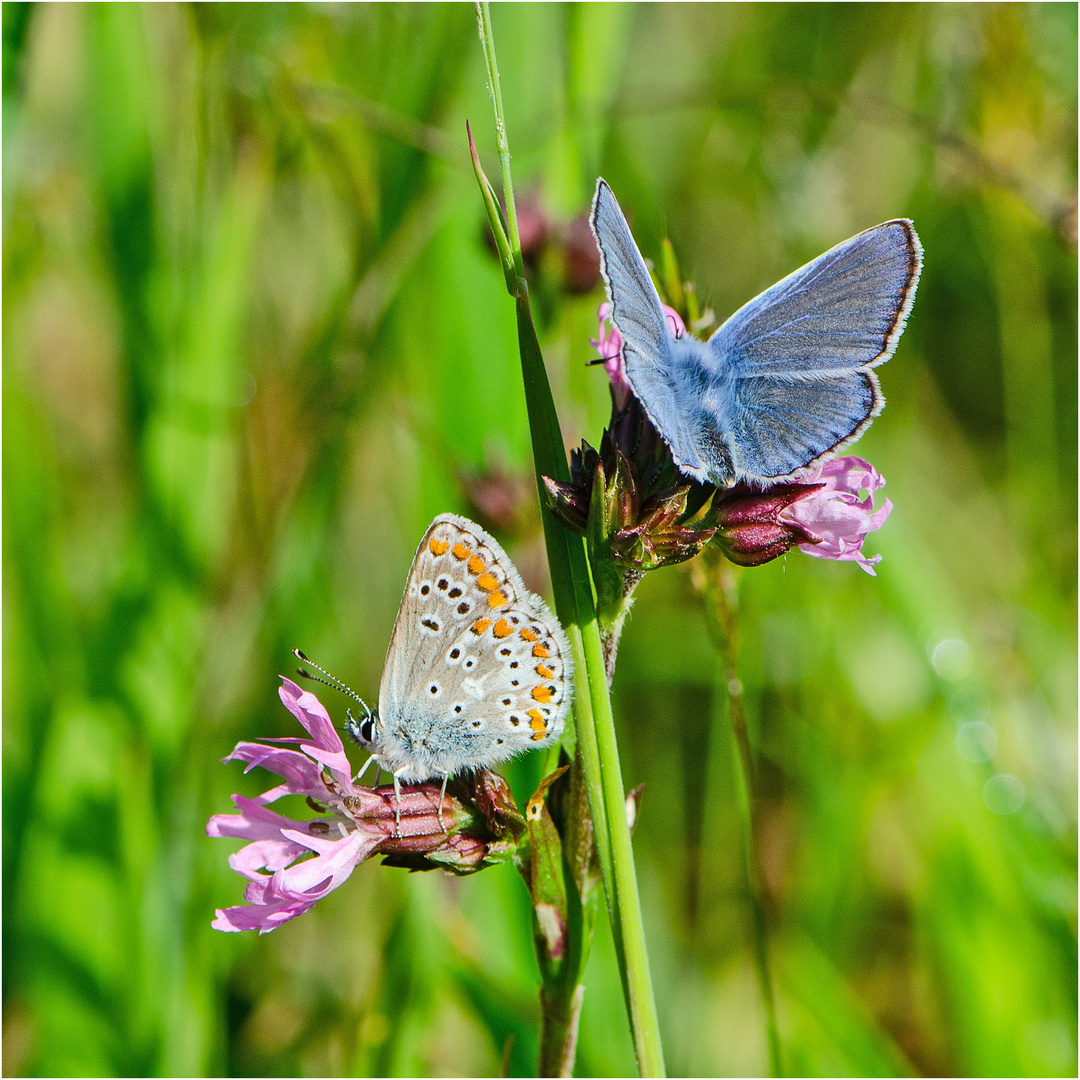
[208,679,524,933]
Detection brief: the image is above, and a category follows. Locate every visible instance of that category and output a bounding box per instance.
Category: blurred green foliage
[3,3,1076,1076]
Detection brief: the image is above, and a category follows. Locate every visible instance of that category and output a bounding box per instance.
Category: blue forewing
[589,179,922,488]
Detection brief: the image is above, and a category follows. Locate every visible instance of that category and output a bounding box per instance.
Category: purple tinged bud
[714,484,824,566]
[543,474,590,534]
[563,212,602,294]
[515,192,552,264]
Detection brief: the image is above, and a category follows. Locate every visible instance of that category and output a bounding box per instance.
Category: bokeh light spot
[983,774,1025,815]
[956,721,998,763]
[930,634,972,680]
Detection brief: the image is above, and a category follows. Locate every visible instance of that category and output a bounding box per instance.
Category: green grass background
[3,3,1076,1076]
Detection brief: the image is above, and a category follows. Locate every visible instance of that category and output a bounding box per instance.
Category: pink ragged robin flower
[781,456,893,575]
[714,456,892,575]
[209,679,524,933]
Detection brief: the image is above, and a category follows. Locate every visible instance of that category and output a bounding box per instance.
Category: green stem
[474,6,665,1073]
[728,684,783,1077]
[580,611,664,1075]
[518,293,664,1077]
[475,1,524,284]
[700,554,783,1076]
[539,984,586,1078]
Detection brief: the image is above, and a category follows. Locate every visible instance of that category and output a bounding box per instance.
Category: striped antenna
[292,649,372,719]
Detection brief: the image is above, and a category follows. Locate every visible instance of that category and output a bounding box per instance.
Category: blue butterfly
[589,179,922,488]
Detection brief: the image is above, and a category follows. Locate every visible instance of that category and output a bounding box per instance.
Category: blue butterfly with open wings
[589,179,922,489]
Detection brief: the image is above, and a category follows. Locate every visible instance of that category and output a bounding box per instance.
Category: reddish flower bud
[713,484,825,566]
[563,212,602,294]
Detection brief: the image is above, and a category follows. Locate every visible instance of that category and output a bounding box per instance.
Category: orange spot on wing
[531,685,554,703]
[528,708,544,721]
[532,643,550,658]
[493,618,513,638]
[471,617,491,634]
[487,590,509,609]
[520,627,538,642]
[452,542,470,560]
[529,714,546,731]
[531,731,546,741]
[476,572,499,591]
[468,554,486,574]
[429,537,449,556]
[536,664,554,679]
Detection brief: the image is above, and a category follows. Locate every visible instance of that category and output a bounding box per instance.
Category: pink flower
[779,457,893,576]
[712,456,892,574]
[591,302,685,409]
[207,679,382,933]
[209,679,525,932]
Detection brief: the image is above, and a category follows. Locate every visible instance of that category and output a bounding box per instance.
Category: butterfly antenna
[293,649,372,719]
[586,354,621,367]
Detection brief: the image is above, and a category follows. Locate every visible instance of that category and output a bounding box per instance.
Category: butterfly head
[344,705,378,748]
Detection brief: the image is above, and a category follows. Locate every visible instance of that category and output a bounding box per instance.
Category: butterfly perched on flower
[589,179,922,489]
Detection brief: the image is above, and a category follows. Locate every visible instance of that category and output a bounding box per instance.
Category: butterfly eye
[358,717,375,744]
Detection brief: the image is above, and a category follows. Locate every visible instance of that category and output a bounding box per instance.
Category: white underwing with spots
[346,514,573,803]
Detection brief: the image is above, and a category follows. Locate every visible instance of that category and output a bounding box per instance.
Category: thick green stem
[517,293,664,1076]
[474,6,665,1073]
[699,554,783,1076]
[580,611,665,1075]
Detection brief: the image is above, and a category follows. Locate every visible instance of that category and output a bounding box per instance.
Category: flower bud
[713,484,825,566]
[369,770,526,875]
[563,212,602,294]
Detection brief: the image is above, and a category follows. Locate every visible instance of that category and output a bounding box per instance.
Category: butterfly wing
[590,180,721,481]
[708,220,922,482]
[376,514,572,782]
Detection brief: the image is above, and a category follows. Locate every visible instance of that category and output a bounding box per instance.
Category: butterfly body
[352,514,572,788]
[591,179,922,488]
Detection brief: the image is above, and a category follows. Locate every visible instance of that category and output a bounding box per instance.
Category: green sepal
[514,765,571,983]
[467,120,516,295]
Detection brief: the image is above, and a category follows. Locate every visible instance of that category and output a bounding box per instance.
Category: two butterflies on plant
[303,183,922,793]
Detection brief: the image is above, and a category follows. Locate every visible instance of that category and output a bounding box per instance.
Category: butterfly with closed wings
[300,514,572,830]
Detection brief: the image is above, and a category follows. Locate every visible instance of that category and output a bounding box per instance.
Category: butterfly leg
[352,754,378,787]
[392,771,404,837]
[436,771,450,833]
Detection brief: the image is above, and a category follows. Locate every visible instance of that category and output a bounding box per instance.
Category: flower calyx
[712,456,893,575]
[712,483,827,567]
[544,402,718,577]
